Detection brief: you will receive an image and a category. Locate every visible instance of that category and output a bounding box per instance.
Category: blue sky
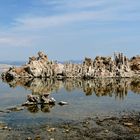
[0,0,140,61]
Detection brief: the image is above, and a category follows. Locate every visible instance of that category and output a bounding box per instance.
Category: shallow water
[0,78,140,132]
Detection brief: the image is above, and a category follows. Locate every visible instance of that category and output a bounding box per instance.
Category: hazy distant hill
[0,64,12,74]
[0,61,25,75]
[0,61,26,66]
[59,60,82,64]
[0,60,82,75]
[0,60,82,66]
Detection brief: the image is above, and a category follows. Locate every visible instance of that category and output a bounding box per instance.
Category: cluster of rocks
[26,94,56,105]
[21,93,68,113]
[0,94,57,114]
[1,51,140,80]
[130,56,140,73]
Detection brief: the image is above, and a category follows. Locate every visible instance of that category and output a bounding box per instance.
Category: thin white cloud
[67,0,104,9]
[0,37,34,47]
[41,0,106,8]
[13,8,140,32]
[14,11,100,30]
[44,0,105,9]
[0,0,140,49]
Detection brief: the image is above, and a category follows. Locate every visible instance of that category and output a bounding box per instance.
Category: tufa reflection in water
[2,78,140,100]
[26,104,55,113]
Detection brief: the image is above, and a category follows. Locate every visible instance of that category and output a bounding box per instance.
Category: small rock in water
[50,138,54,140]
[7,106,24,112]
[47,127,56,132]
[26,137,32,140]
[58,101,68,106]
[0,110,11,113]
[49,97,56,104]
[123,122,133,126]
[3,126,8,130]
[34,135,41,140]
[8,127,12,131]
[63,129,70,133]
[0,122,6,130]
[105,129,109,133]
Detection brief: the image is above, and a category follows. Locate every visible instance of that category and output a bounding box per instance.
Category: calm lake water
[0,78,140,130]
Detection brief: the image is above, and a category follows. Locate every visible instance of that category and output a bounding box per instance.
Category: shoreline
[0,111,139,140]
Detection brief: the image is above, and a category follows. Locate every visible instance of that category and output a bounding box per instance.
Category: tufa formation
[1,51,140,80]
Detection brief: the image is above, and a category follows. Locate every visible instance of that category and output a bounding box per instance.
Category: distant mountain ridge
[0,64,12,74]
[58,60,82,64]
[0,60,82,66]
[0,61,26,66]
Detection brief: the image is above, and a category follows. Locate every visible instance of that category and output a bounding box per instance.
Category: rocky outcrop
[1,52,140,80]
[130,56,140,74]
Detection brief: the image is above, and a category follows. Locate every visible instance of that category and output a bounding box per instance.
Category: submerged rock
[0,122,7,130]
[26,137,32,140]
[7,106,24,112]
[58,101,68,106]
[123,122,133,126]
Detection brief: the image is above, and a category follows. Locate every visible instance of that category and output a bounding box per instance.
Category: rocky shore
[0,112,139,140]
[1,51,140,80]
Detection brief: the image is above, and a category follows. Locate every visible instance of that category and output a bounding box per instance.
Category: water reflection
[27,104,39,113]
[3,78,140,100]
[26,104,55,113]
